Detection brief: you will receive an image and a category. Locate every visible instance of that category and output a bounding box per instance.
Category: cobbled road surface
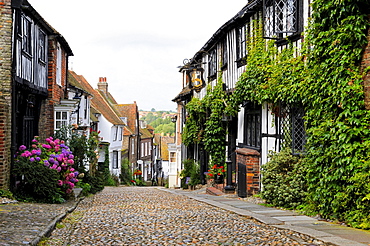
[44,186,328,245]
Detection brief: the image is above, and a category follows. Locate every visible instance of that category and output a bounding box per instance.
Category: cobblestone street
[44,186,329,245]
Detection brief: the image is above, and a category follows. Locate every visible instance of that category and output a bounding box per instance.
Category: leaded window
[263,0,301,39]
[243,102,261,150]
[276,103,306,154]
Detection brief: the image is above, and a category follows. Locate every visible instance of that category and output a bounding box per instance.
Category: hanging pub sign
[187,68,205,93]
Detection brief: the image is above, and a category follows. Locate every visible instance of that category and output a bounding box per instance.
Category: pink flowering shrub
[13,137,79,203]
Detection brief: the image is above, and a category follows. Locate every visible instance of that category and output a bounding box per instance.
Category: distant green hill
[140,110,175,136]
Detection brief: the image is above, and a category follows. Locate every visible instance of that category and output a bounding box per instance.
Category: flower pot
[73,187,83,199]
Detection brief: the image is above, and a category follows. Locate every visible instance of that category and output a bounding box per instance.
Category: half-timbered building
[173,0,309,195]
[0,0,73,189]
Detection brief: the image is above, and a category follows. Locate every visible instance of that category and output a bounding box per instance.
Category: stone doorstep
[206,187,224,196]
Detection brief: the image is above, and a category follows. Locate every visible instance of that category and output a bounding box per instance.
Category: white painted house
[69,72,125,178]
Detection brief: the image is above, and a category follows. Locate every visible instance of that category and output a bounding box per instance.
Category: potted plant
[206,164,225,184]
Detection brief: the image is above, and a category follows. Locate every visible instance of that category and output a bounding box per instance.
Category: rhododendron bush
[13,136,79,203]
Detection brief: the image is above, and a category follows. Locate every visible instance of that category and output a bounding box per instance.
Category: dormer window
[263,0,302,40]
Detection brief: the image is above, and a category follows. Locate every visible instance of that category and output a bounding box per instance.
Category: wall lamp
[171,115,177,123]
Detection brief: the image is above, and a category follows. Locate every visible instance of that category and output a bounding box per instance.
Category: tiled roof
[154,134,174,161]
[114,103,138,135]
[140,127,153,139]
[23,0,73,56]
[68,71,124,125]
[172,86,192,102]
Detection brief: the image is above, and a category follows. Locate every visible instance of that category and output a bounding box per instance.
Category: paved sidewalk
[162,188,370,246]
[0,198,81,245]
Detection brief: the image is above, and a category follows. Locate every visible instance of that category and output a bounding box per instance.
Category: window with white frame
[141,143,144,157]
[263,0,302,40]
[113,126,118,141]
[119,126,123,141]
[144,142,147,156]
[131,138,135,155]
[55,111,69,130]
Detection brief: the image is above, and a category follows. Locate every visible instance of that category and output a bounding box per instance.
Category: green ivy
[227,1,370,228]
[182,97,206,146]
[202,74,228,166]
[182,1,370,228]
[182,73,228,172]
[303,0,370,229]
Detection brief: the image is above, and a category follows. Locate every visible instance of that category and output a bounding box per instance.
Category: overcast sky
[30,1,247,111]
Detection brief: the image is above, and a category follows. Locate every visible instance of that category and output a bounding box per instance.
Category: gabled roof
[140,127,153,139]
[183,0,261,69]
[19,0,73,56]
[114,103,138,135]
[103,92,118,105]
[68,71,124,125]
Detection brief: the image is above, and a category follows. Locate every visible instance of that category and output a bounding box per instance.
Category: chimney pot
[98,77,108,95]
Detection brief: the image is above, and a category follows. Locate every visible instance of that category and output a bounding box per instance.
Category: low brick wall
[236,148,260,196]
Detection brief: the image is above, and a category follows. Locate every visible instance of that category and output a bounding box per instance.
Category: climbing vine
[183,0,370,229]
[227,1,370,229]
[303,0,370,229]
[183,73,228,172]
[182,97,206,146]
[202,74,228,167]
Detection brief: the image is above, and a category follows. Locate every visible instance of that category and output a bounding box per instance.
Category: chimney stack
[98,77,108,95]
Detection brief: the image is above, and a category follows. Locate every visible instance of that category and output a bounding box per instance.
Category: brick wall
[362,18,370,110]
[0,0,13,190]
[236,148,260,196]
[39,39,68,140]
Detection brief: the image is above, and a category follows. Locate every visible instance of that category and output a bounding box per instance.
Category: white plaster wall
[161,160,169,178]
[97,116,111,143]
[236,107,245,145]
[261,102,278,166]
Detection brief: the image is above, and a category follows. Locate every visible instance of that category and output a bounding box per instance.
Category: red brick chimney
[97,77,108,95]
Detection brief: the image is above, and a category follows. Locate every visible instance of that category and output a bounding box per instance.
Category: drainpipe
[10,5,20,190]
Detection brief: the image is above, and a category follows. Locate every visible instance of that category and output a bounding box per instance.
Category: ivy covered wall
[182,0,370,229]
